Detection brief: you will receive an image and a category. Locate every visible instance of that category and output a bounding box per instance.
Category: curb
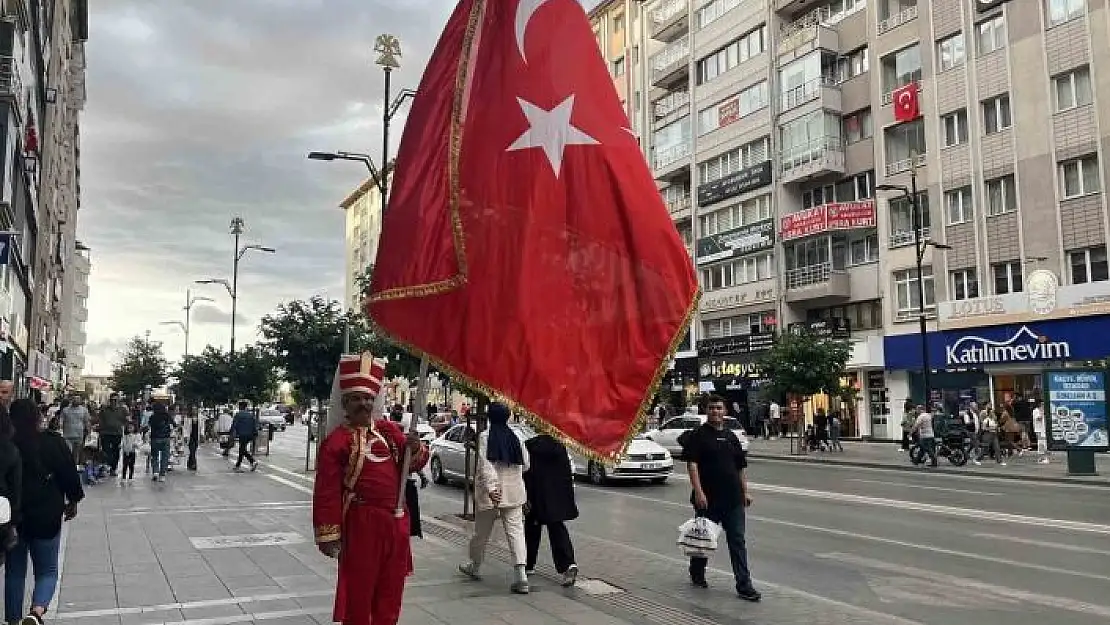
[747,452,1110,487]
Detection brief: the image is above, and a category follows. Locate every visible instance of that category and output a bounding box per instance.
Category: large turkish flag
[366,0,699,460]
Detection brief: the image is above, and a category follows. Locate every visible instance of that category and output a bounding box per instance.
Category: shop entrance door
[992,373,1041,409]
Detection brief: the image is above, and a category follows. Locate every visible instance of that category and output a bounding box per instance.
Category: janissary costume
[313,354,430,625]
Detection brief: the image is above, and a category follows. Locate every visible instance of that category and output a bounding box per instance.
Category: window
[613,13,624,33]
[843,109,873,144]
[702,311,776,339]
[836,47,869,83]
[1053,67,1093,111]
[698,195,772,235]
[613,56,625,77]
[879,0,918,21]
[889,192,930,246]
[950,269,980,301]
[1059,155,1101,198]
[780,111,843,167]
[699,253,774,291]
[806,300,884,331]
[993,262,1023,294]
[697,81,768,135]
[1046,0,1086,26]
[982,95,1012,134]
[942,109,969,147]
[833,231,881,267]
[894,267,936,315]
[881,44,922,93]
[696,0,743,29]
[937,33,966,72]
[977,16,1006,55]
[945,186,973,224]
[803,184,835,209]
[985,175,1016,215]
[1070,246,1109,284]
[695,26,767,84]
[837,170,875,201]
[697,137,769,185]
[884,119,926,172]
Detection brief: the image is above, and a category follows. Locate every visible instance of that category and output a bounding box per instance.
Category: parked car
[429,422,574,485]
[258,409,287,431]
[396,413,437,444]
[643,414,749,456]
[569,434,673,485]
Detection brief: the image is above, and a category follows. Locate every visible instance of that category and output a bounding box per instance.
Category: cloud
[188,305,251,328]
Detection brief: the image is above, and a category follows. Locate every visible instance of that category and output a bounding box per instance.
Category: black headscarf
[485,403,524,466]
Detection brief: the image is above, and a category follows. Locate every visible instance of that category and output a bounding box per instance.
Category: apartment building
[340,177,385,312]
[590,0,649,139]
[61,240,88,385]
[603,0,1110,439]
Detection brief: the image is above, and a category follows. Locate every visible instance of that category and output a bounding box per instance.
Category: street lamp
[877,165,952,411]
[161,290,215,358]
[159,321,186,356]
[195,217,276,358]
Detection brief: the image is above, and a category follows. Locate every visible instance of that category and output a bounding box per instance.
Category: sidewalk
[41,449,647,625]
[744,437,1110,485]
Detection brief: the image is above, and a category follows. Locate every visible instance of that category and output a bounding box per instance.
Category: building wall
[63,243,88,384]
[341,178,385,312]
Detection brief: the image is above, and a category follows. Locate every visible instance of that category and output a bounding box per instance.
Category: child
[82,432,101,485]
[120,423,140,483]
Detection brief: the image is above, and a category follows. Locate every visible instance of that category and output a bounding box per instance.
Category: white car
[429,422,575,485]
[571,434,673,485]
[258,409,287,431]
[644,414,749,456]
[396,413,437,444]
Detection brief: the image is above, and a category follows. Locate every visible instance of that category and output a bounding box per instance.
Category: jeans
[914,437,938,466]
[4,533,62,621]
[977,432,1003,463]
[150,438,170,476]
[121,452,137,479]
[235,438,256,468]
[829,425,843,451]
[524,519,576,574]
[101,434,123,473]
[690,503,753,592]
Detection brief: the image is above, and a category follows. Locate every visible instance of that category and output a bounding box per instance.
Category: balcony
[653,90,690,122]
[653,142,691,179]
[877,5,918,36]
[785,262,850,304]
[666,194,692,219]
[884,151,926,176]
[0,56,23,104]
[889,226,930,249]
[778,24,839,62]
[779,75,842,118]
[651,36,690,88]
[881,80,923,105]
[780,137,845,184]
[650,0,688,43]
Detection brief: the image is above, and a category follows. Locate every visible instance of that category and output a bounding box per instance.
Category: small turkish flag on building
[892,82,919,122]
[366,0,699,461]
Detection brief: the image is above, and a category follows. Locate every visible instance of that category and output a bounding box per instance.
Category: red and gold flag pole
[394,355,429,517]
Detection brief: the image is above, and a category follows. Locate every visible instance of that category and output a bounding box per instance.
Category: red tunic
[313,420,429,625]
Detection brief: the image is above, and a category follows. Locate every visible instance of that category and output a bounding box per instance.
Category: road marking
[818,552,1110,619]
[264,472,313,494]
[190,532,306,549]
[112,503,311,516]
[263,464,460,506]
[847,478,1001,496]
[971,533,1110,557]
[54,590,334,619]
[135,606,332,625]
[115,501,310,513]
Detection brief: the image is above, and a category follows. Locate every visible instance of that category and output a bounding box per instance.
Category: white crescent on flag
[515,0,558,62]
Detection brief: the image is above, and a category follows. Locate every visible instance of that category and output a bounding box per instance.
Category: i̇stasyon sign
[944,326,1071,366]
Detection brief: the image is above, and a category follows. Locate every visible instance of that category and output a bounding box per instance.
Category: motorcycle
[910,423,971,467]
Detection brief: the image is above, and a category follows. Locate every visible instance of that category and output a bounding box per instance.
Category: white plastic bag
[677,517,721,557]
[0,495,9,524]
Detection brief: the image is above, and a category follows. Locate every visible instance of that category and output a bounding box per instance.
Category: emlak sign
[883,316,1109,370]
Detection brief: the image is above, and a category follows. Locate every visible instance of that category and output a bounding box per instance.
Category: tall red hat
[337,353,386,397]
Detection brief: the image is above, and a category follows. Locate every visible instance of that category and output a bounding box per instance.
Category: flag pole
[394,355,429,517]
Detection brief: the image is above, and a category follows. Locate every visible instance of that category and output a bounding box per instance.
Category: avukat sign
[365,0,699,461]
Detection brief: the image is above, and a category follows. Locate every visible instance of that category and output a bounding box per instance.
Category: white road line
[264,462,460,506]
[971,533,1110,557]
[847,478,1001,496]
[818,552,1110,620]
[54,590,333,619]
[135,606,332,625]
[264,473,312,494]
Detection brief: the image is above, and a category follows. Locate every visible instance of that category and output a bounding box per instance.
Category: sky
[81,0,603,375]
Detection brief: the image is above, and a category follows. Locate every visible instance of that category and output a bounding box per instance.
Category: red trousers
[335,504,412,625]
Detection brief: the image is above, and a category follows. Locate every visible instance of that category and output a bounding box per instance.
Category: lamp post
[196,217,275,358]
[161,290,215,359]
[877,165,952,410]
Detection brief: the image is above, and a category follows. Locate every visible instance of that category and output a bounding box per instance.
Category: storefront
[696,332,775,428]
[659,355,700,411]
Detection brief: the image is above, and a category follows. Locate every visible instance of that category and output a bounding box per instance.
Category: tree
[231,345,278,405]
[110,336,170,399]
[757,330,852,400]
[174,346,231,407]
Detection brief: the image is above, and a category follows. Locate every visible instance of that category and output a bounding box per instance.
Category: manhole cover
[575,578,623,596]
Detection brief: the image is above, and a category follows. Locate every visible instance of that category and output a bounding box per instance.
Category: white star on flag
[507,95,598,177]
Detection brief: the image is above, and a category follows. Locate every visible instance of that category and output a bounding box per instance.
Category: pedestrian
[119,423,140,483]
[459,402,532,594]
[679,394,760,602]
[0,380,14,409]
[899,401,915,453]
[4,399,84,625]
[829,410,844,452]
[97,393,129,477]
[390,411,425,538]
[813,408,829,451]
[231,401,259,472]
[768,400,780,439]
[313,353,428,625]
[910,404,938,467]
[522,433,579,587]
[58,398,89,461]
[147,402,173,482]
[0,404,21,568]
[186,406,200,471]
[217,407,234,457]
[1033,400,1049,464]
[974,409,1005,466]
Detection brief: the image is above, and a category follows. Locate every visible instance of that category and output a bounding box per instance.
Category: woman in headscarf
[458,402,531,594]
[523,433,579,586]
[5,399,84,625]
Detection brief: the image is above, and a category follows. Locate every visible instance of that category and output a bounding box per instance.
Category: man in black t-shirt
[679,394,761,602]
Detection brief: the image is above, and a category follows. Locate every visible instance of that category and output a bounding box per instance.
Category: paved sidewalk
[744,437,1110,485]
[40,448,645,625]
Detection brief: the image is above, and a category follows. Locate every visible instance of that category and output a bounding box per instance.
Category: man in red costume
[313,353,429,625]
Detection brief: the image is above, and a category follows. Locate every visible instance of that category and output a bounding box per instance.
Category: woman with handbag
[4,399,84,625]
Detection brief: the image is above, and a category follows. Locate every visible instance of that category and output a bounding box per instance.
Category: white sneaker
[1000,462,1007,466]
[561,564,578,587]
[973,460,981,466]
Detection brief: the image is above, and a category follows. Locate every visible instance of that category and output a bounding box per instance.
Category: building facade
[60,239,87,384]
[340,177,385,313]
[597,0,1110,439]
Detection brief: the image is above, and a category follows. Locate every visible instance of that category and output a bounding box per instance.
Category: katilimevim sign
[945,326,1071,366]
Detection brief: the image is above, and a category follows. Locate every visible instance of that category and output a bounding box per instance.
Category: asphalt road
[264,424,1110,625]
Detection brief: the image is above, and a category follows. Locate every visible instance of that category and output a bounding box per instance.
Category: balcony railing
[666,195,691,214]
[884,152,927,175]
[652,0,687,24]
[888,226,930,248]
[877,5,918,35]
[651,35,690,73]
[654,91,690,118]
[786,262,839,289]
[0,56,23,100]
[881,79,923,105]
[780,75,839,111]
[780,136,844,173]
[654,142,691,170]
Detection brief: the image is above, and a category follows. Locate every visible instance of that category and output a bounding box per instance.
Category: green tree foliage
[232,345,278,405]
[173,345,277,406]
[110,336,169,399]
[757,330,852,399]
